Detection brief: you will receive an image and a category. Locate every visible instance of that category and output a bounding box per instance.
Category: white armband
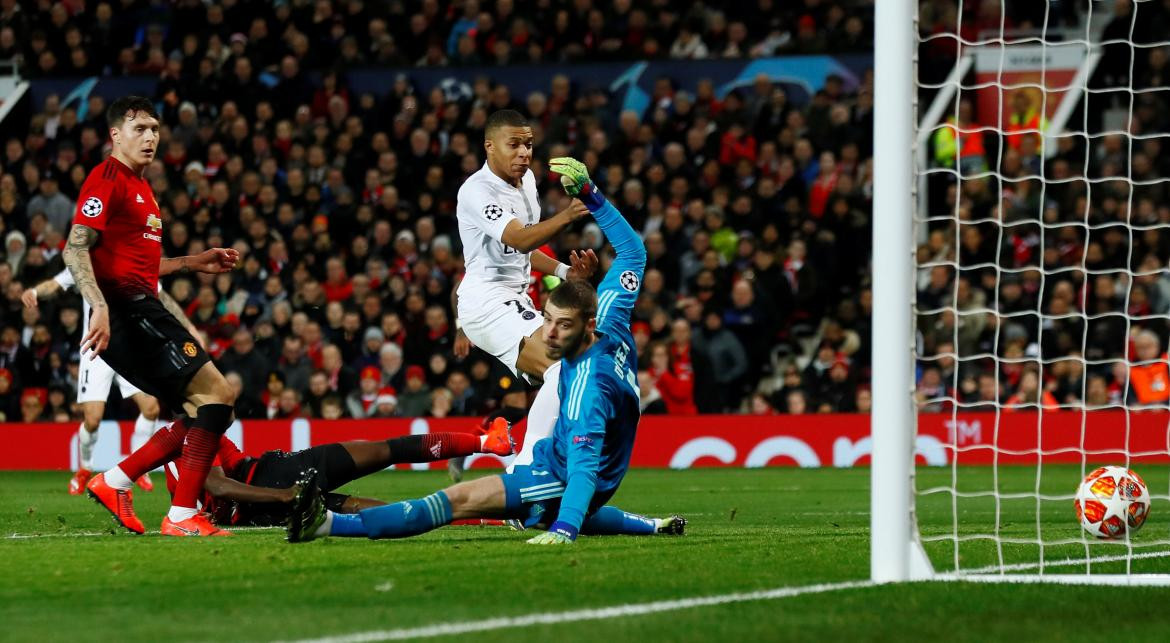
[555,263,570,280]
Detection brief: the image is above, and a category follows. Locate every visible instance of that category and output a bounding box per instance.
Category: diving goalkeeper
[287,157,684,543]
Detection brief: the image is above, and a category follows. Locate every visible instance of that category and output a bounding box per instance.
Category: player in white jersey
[452,110,596,479]
[22,268,202,494]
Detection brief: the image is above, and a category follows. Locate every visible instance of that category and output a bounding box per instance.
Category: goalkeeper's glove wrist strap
[549,521,578,541]
[579,184,606,211]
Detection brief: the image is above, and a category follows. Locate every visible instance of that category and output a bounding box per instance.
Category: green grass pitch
[3,466,1170,641]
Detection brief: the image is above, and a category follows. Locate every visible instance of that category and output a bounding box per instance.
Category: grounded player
[63,96,241,537]
[22,268,203,494]
[450,109,597,481]
[288,157,686,543]
[162,419,516,527]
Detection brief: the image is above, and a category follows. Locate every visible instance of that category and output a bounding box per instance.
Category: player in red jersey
[63,96,242,537]
[160,418,516,528]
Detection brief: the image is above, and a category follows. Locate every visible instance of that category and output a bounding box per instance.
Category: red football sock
[117,419,190,479]
[386,432,481,462]
[172,427,219,510]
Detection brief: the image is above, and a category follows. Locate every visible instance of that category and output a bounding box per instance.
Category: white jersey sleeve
[54,268,75,290]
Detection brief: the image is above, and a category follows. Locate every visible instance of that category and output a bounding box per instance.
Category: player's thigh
[461,299,543,378]
[516,329,555,380]
[184,361,233,407]
[444,475,507,519]
[102,298,214,410]
[76,355,116,404]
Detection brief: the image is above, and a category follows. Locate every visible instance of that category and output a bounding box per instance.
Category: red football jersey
[71,157,163,301]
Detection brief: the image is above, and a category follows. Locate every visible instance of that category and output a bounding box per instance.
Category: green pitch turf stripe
[279,580,876,643]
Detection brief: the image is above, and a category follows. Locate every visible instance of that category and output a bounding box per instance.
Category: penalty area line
[5,526,282,539]
[278,580,876,643]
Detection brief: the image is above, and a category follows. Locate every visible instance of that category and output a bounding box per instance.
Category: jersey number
[505,299,537,321]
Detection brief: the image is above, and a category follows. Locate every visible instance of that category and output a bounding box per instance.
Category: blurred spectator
[646,340,696,415]
[397,365,431,417]
[1129,330,1170,407]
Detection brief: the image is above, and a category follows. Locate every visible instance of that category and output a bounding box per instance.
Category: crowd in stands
[0,0,882,423]
[918,0,1170,411]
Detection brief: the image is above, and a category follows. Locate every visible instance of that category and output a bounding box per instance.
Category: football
[1074,466,1151,539]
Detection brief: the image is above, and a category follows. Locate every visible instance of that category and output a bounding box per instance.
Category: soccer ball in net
[1074,466,1151,539]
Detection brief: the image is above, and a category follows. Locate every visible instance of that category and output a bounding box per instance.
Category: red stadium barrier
[3,412,1168,471]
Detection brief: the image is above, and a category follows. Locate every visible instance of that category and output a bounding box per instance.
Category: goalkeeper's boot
[161,512,232,537]
[287,468,326,543]
[134,473,154,492]
[656,515,687,536]
[68,468,92,495]
[86,472,145,534]
[481,417,516,456]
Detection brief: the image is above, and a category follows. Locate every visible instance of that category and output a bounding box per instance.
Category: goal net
[875,0,1170,584]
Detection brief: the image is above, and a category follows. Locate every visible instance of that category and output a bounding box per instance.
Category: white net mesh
[913,0,1170,577]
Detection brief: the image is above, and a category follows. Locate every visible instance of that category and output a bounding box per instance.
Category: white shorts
[458,285,543,378]
[77,354,142,404]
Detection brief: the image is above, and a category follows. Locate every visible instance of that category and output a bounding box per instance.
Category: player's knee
[137,396,159,420]
[81,412,102,432]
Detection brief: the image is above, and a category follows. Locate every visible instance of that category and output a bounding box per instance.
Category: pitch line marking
[4,526,282,539]
[277,580,877,643]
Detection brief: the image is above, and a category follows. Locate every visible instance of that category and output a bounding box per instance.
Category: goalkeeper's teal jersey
[533,196,646,531]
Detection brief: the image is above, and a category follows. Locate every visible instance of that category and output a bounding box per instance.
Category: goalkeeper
[287,158,683,544]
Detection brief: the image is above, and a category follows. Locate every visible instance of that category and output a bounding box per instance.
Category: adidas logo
[136,193,145,203]
[429,443,442,458]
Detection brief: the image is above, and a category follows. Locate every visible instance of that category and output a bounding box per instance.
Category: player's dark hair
[106,96,159,129]
[548,279,598,321]
[484,109,529,138]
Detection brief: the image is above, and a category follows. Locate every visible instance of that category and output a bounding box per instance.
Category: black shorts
[101,296,210,411]
[234,444,358,526]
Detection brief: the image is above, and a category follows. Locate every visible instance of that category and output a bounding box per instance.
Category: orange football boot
[160,513,232,537]
[86,472,145,534]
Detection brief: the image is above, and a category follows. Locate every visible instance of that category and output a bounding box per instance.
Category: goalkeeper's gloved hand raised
[526,521,577,545]
[550,157,605,210]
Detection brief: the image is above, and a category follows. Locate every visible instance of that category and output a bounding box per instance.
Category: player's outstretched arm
[20,276,64,309]
[62,224,110,357]
[499,199,589,253]
[159,247,240,276]
[550,157,646,273]
[202,466,299,504]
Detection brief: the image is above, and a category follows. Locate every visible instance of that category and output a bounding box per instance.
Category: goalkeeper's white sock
[314,511,335,538]
[78,425,98,470]
[507,361,561,473]
[131,414,156,452]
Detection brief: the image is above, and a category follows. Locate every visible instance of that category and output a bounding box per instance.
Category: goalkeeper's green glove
[549,157,604,209]
[526,521,577,545]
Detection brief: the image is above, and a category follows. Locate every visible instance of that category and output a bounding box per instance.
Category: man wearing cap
[397,365,431,417]
[27,169,74,234]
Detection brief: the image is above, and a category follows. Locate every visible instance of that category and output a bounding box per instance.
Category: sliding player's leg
[340,421,515,483]
[580,506,688,536]
[290,472,513,542]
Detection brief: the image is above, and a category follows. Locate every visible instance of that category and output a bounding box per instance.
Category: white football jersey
[456,162,541,300]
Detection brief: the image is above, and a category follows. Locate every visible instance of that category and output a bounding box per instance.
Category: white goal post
[872,0,1170,585]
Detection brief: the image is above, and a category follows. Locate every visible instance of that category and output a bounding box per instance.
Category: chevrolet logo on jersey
[144,213,163,242]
